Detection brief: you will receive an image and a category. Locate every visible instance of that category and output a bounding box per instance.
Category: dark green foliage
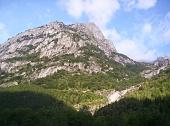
[21,35,33,40]
[93,67,170,126]
[111,52,130,59]
[16,39,21,43]
[32,70,143,91]
[125,63,146,74]
[1,41,168,125]
[16,45,35,54]
[0,91,64,109]
[51,53,89,65]
[52,38,58,44]
[80,44,146,76]
[0,65,170,126]
[80,43,107,61]
[5,53,41,62]
[0,73,23,84]
[1,85,169,126]
[72,33,80,42]
[0,90,94,126]
[128,67,170,99]
[111,52,147,73]
[0,84,106,109]
[26,44,34,50]
[36,33,44,38]
[94,97,170,126]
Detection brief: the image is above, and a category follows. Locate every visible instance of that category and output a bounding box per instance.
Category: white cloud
[150,11,170,45]
[104,27,157,61]
[60,0,120,28]
[103,28,121,41]
[163,29,170,41]
[119,11,170,61]
[114,35,157,62]
[59,0,162,62]
[0,22,9,43]
[142,23,152,34]
[121,0,136,11]
[137,0,157,9]
[161,12,170,43]
[0,23,5,30]
[64,0,84,19]
[122,0,157,11]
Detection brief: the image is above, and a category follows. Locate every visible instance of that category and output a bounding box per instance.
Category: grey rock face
[154,57,170,67]
[0,21,116,61]
[141,57,170,78]
[113,54,135,65]
[70,23,117,56]
[0,20,135,80]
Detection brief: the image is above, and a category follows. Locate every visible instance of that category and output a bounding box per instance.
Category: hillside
[1,21,169,126]
[0,21,143,82]
[0,21,147,109]
[0,65,169,126]
[94,67,170,126]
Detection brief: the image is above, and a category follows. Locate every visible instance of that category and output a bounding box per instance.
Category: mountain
[0,20,147,113]
[0,21,170,126]
[0,21,141,84]
[141,57,170,78]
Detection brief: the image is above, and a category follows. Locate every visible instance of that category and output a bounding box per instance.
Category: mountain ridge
[0,21,137,81]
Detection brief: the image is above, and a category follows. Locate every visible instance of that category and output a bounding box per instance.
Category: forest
[0,68,169,126]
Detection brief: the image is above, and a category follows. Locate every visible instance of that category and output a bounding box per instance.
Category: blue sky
[0,0,170,61]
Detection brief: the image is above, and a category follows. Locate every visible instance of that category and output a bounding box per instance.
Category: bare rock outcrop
[141,57,170,78]
[107,85,141,103]
[0,20,136,80]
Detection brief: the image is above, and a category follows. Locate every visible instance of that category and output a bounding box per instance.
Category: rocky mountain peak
[0,20,135,80]
[0,21,116,60]
[141,56,170,78]
[70,22,117,55]
[154,57,170,67]
[71,22,105,40]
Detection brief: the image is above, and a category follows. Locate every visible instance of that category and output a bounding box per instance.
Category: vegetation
[1,42,169,125]
[94,68,170,126]
[127,69,170,99]
[5,53,41,63]
[94,97,170,126]
[1,68,170,126]
[0,87,94,126]
[3,44,145,86]
[32,70,144,91]
[0,84,106,109]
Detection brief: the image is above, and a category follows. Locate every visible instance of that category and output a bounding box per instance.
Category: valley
[0,21,170,126]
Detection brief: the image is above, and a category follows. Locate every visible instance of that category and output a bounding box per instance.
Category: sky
[0,0,170,62]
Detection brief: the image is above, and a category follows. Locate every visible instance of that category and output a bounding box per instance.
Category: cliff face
[0,21,116,60]
[0,21,135,80]
[70,23,117,55]
[141,57,170,78]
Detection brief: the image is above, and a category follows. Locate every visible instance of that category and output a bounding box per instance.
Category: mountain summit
[0,21,136,80]
[0,21,116,60]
